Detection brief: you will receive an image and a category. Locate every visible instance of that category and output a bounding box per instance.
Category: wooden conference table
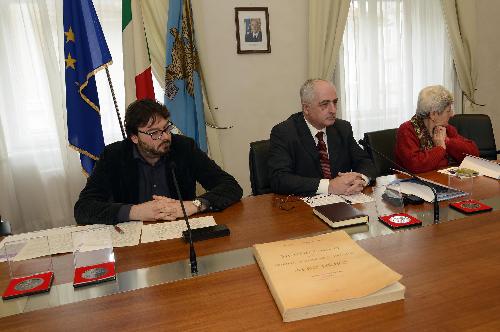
[0,170,499,331]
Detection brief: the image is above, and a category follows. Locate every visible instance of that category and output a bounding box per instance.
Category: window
[0,0,163,232]
[338,0,454,140]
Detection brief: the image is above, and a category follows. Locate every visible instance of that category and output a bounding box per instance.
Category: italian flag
[122,0,155,106]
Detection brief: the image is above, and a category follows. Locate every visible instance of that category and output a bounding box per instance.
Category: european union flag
[64,0,112,175]
[164,0,207,152]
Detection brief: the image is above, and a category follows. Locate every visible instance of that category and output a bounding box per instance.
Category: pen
[343,198,353,204]
[114,225,124,234]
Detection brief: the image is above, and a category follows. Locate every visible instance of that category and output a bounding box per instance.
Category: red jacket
[394,121,479,173]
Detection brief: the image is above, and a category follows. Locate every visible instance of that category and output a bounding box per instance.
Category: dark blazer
[245,31,262,42]
[268,112,376,196]
[74,135,243,225]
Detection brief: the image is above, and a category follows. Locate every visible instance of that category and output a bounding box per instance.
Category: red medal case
[449,199,493,214]
[73,261,116,288]
[2,271,54,300]
[379,213,422,229]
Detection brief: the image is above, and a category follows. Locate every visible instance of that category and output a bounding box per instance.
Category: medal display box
[379,213,422,229]
[449,199,493,214]
[1,235,54,300]
[73,261,116,288]
[2,271,54,300]
[72,227,116,288]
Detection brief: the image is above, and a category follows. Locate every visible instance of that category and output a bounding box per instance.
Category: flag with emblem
[122,0,155,106]
[164,0,207,151]
[63,0,111,176]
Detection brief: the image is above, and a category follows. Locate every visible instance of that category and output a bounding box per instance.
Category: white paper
[111,221,142,247]
[0,222,144,262]
[339,193,375,204]
[140,216,217,243]
[0,225,79,261]
[301,194,345,207]
[73,227,113,253]
[301,193,373,207]
[10,236,51,262]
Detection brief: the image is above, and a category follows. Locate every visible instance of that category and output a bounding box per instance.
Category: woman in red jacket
[394,85,479,173]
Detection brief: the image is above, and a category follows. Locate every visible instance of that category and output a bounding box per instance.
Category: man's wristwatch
[192,199,205,212]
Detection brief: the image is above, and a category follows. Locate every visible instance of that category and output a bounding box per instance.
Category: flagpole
[105,67,126,139]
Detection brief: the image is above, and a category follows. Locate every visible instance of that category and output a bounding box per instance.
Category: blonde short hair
[416,85,453,118]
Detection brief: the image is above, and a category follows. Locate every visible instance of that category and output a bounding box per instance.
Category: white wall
[193,0,308,196]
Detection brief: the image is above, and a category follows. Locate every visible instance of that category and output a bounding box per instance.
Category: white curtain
[0,0,129,233]
[338,0,454,140]
[440,0,479,111]
[308,0,350,79]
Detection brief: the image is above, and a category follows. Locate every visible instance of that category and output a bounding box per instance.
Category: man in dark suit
[268,79,375,196]
[75,99,242,225]
[245,18,262,42]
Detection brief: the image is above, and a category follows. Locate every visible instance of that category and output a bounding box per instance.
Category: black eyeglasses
[138,123,175,140]
[273,195,300,211]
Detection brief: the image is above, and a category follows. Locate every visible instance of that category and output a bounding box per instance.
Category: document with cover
[253,231,405,322]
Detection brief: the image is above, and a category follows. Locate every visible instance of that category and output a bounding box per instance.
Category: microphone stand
[170,163,198,275]
[360,141,440,223]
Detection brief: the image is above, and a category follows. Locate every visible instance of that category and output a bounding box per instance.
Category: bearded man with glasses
[75,99,242,225]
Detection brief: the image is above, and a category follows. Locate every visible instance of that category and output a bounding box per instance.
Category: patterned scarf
[409,115,434,150]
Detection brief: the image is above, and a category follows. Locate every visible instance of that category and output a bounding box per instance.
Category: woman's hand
[432,126,447,149]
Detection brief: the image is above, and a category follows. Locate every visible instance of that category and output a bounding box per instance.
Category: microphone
[359,140,440,223]
[169,161,198,275]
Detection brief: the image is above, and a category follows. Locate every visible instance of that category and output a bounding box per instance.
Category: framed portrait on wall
[235,7,271,54]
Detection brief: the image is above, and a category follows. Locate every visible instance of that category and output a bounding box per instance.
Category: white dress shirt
[304,118,369,194]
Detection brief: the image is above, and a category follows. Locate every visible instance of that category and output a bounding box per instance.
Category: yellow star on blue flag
[64,0,112,175]
[65,53,76,69]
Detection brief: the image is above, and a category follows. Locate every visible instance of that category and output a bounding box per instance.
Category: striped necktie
[316,131,332,179]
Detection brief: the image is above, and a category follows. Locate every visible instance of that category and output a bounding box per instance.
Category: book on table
[394,178,467,203]
[253,231,405,322]
[313,202,368,228]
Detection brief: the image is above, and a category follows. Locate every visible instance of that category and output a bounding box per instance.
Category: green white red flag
[122,0,155,106]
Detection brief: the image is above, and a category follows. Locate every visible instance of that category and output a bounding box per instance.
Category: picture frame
[234,7,271,54]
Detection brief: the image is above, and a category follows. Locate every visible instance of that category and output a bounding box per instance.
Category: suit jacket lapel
[295,114,322,174]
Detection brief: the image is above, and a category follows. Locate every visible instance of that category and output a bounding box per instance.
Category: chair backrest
[360,128,398,177]
[0,216,12,236]
[249,139,272,195]
[448,114,498,160]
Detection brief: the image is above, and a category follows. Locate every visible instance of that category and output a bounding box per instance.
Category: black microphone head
[169,161,177,171]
